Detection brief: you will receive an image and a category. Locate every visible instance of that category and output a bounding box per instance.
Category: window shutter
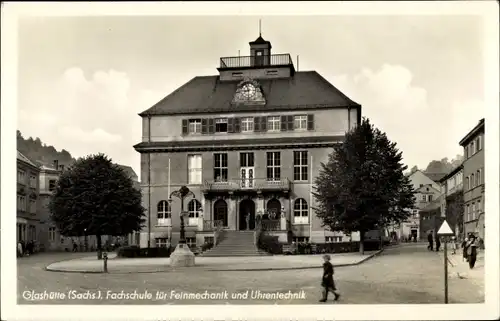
[182,119,189,135]
[287,115,294,130]
[201,119,208,134]
[307,114,314,131]
[227,118,234,133]
[260,117,267,132]
[280,116,287,131]
[234,118,241,133]
[208,118,215,134]
[254,117,261,132]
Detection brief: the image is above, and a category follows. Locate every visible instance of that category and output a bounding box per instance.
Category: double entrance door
[240,152,254,189]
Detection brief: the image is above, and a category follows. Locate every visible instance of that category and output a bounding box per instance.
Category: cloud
[330,64,483,169]
[18,68,168,179]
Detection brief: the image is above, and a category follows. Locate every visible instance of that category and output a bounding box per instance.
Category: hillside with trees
[17,130,76,166]
[408,155,464,176]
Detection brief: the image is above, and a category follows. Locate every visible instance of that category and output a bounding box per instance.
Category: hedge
[117,246,173,258]
[258,235,387,255]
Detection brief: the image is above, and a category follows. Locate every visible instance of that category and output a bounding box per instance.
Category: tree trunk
[96,234,102,260]
[359,230,365,255]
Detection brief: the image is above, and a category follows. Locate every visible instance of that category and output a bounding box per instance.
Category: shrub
[117,245,173,258]
[258,234,282,254]
[201,242,214,252]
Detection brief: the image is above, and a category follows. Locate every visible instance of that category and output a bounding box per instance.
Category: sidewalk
[45,250,382,274]
[442,244,484,289]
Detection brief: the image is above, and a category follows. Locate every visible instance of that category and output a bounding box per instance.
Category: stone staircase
[201,231,270,257]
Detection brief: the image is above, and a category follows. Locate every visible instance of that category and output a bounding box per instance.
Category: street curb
[44,249,385,274]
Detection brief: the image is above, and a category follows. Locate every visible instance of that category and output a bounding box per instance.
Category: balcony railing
[219,54,293,69]
[260,219,282,231]
[203,219,224,231]
[202,178,290,193]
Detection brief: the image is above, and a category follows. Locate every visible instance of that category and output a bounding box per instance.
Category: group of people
[427,230,441,251]
[17,240,36,257]
[461,233,480,269]
[427,230,480,269]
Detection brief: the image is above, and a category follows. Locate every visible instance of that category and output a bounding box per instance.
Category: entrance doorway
[214,199,228,227]
[255,50,264,66]
[410,229,418,242]
[266,198,281,220]
[239,199,256,230]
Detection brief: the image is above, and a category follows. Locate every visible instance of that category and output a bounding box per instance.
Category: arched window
[188,200,202,218]
[293,198,309,224]
[157,200,171,226]
[187,199,202,226]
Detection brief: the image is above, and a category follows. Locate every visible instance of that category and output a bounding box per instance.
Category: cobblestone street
[17,244,484,305]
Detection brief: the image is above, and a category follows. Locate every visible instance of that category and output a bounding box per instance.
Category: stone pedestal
[170,243,195,267]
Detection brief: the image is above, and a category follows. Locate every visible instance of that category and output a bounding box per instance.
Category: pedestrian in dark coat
[319,254,340,302]
[435,235,441,252]
[462,237,469,262]
[427,231,434,251]
[468,235,478,269]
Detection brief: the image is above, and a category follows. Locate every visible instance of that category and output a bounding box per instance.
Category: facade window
[157,200,171,225]
[428,195,433,202]
[466,204,471,221]
[266,152,281,181]
[325,236,342,243]
[476,136,482,151]
[267,116,280,132]
[470,174,475,188]
[17,170,26,184]
[465,146,469,159]
[465,177,470,190]
[241,117,254,132]
[29,200,36,214]
[17,195,26,211]
[240,152,255,167]
[214,153,228,181]
[49,180,56,192]
[293,151,308,181]
[186,237,196,248]
[215,118,228,133]
[476,169,481,186]
[48,227,56,242]
[187,155,202,185]
[293,237,309,243]
[293,198,309,224]
[29,175,37,188]
[477,200,481,214]
[294,115,308,130]
[472,202,476,220]
[156,238,169,248]
[470,141,475,155]
[188,119,202,134]
[188,199,202,226]
[421,194,426,202]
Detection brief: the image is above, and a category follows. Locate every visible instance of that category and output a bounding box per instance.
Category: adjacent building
[438,164,464,237]
[399,170,444,240]
[133,35,361,248]
[16,151,40,244]
[459,118,484,240]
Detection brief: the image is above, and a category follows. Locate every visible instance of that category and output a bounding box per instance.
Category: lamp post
[437,219,454,304]
[169,186,195,244]
[84,228,88,252]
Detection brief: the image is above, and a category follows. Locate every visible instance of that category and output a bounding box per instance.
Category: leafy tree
[313,118,415,254]
[49,153,145,259]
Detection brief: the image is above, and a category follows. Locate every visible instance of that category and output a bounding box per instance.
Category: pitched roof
[420,200,441,212]
[117,164,138,181]
[425,172,446,183]
[250,36,271,45]
[459,118,484,146]
[139,71,360,116]
[17,151,38,168]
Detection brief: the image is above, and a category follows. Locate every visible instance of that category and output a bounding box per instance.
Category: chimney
[59,164,65,171]
[53,160,59,169]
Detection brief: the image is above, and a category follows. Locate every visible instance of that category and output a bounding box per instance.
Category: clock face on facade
[240,83,257,100]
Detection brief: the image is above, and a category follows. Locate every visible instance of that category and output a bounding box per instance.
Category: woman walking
[461,237,469,262]
[468,235,479,269]
[319,255,340,302]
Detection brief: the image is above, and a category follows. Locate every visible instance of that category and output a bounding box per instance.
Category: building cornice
[134,136,343,153]
[459,118,485,146]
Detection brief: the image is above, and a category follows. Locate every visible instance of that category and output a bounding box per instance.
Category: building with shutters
[459,118,484,241]
[17,151,41,245]
[133,34,362,249]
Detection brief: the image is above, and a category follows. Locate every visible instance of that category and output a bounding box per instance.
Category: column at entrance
[227,194,237,230]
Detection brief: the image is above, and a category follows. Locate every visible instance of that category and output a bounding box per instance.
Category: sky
[17,15,485,180]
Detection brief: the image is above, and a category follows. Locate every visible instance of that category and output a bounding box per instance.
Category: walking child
[319,254,340,302]
[451,236,457,255]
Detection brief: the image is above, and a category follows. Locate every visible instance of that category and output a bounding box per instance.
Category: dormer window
[215,118,228,133]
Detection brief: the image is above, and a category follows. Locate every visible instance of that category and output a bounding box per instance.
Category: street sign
[437,220,454,236]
